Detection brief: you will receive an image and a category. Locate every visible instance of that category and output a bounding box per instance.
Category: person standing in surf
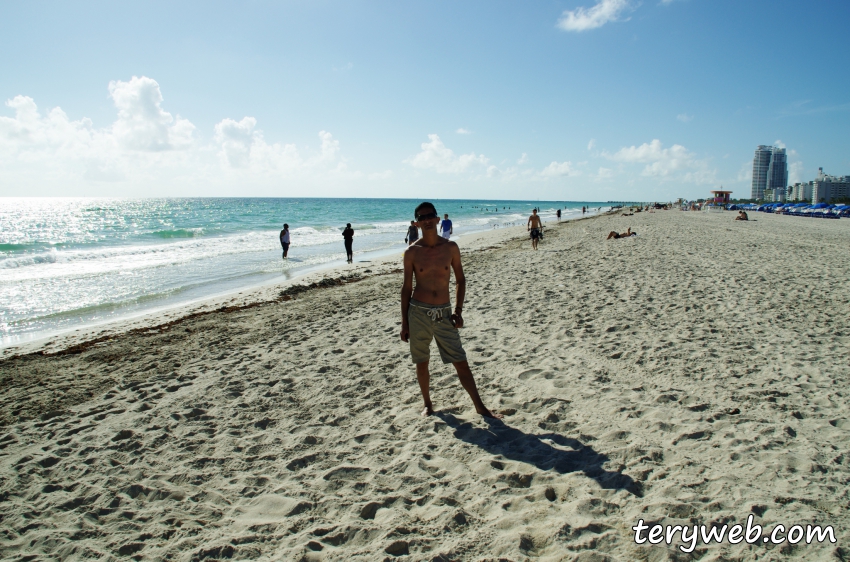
[399,202,502,419]
[342,223,354,263]
[280,224,291,259]
[405,221,419,245]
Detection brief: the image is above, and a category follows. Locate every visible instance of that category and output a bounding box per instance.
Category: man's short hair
[414,202,437,218]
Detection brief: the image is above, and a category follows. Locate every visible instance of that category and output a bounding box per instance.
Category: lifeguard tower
[704,188,732,211]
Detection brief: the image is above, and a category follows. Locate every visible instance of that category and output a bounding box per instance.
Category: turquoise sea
[0,198,614,346]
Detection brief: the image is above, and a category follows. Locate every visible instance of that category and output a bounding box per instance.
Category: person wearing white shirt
[279,224,291,259]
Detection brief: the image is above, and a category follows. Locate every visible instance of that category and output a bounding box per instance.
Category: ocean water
[0,197,612,346]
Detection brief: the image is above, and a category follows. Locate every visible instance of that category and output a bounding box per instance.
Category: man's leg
[416,361,434,416]
[452,361,502,419]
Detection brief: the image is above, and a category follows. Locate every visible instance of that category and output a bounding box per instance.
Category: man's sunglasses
[416,212,439,221]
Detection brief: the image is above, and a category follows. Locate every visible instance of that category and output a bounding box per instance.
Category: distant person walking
[440,214,453,239]
[556,209,561,222]
[342,223,354,263]
[280,223,291,259]
[527,209,543,250]
[582,206,586,215]
[405,221,419,245]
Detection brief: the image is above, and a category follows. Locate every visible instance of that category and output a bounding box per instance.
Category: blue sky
[1,0,848,200]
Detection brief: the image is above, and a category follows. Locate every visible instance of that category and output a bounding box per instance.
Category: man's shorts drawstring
[410,303,452,323]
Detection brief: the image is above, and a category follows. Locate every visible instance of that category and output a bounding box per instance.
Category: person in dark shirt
[405,221,419,245]
[342,223,354,263]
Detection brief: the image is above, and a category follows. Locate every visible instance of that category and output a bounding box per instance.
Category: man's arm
[400,248,414,342]
[450,243,466,329]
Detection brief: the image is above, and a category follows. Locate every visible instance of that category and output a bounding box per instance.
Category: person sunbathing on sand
[400,201,503,419]
[607,227,636,239]
[735,211,749,221]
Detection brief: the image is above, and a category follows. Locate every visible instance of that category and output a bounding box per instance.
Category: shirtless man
[527,209,543,250]
[400,202,502,419]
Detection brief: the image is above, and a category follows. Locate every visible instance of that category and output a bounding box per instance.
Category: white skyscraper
[751,145,787,200]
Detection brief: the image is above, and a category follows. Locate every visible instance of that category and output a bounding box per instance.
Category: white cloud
[405,134,489,174]
[557,0,634,32]
[587,139,596,151]
[737,161,752,182]
[456,128,472,135]
[774,139,786,149]
[676,113,693,123]
[214,117,257,168]
[596,167,614,180]
[517,152,529,165]
[0,77,364,194]
[539,160,579,177]
[109,76,194,151]
[606,139,714,183]
[789,161,803,184]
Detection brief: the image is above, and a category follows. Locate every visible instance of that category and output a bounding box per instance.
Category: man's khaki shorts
[408,299,467,364]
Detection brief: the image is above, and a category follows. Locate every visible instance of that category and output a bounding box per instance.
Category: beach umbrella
[811,203,829,209]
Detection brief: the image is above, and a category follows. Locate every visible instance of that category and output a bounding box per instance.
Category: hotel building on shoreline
[785,168,850,203]
[751,145,787,200]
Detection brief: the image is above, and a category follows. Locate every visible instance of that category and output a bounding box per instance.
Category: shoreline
[0,211,601,359]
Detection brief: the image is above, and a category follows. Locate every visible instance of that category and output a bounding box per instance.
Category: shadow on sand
[436,412,642,497]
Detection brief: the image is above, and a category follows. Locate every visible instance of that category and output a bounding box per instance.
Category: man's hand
[451,313,463,329]
[400,323,410,342]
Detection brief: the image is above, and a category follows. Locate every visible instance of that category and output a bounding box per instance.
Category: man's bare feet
[477,408,504,419]
[421,406,435,417]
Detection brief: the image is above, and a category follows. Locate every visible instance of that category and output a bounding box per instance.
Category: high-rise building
[751,146,772,200]
[766,148,787,194]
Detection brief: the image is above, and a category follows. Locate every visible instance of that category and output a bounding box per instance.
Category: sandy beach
[1,209,848,561]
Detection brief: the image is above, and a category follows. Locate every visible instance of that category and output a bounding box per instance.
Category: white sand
[1,210,848,561]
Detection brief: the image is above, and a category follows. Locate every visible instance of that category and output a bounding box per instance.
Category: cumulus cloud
[539,160,579,177]
[405,134,489,174]
[789,161,804,184]
[606,139,714,183]
[213,122,343,175]
[109,76,194,151]
[557,0,634,32]
[456,128,472,135]
[676,113,693,123]
[0,77,364,194]
[587,139,596,151]
[517,152,529,165]
[596,167,614,180]
[214,117,258,168]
